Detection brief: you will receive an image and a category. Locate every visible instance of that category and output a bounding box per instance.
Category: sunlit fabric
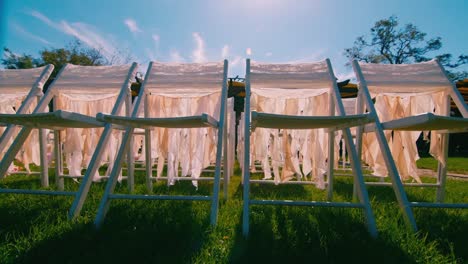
[358,60,452,181]
[0,66,53,173]
[53,64,133,180]
[239,60,340,189]
[140,62,234,186]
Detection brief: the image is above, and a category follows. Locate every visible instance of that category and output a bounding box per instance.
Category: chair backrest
[144,62,226,94]
[247,59,341,117]
[354,59,468,118]
[139,61,228,118]
[341,98,357,115]
[0,65,54,115]
[50,64,137,94]
[249,60,332,89]
[0,65,53,94]
[357,60,451,93]
[36,63,137,115]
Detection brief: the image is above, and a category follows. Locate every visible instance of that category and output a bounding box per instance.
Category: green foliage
[0,159,467,263]
[40,39,109,78]
[1,48,42,69]
[417,157,468,174]
[2,39,112,78]
[345,16,467,81]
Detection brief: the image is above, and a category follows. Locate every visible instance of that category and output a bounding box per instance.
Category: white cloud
[221,45,230,59]
[231,56,242,66]
[60,21,117,59]
[29,10,120,62]
[246,48,252,56]
[143,34,160,61]
[10,22,53,46]
[30,10,57,29]
[145,48,156,61]
[228,56,246,77]
[265,52,273,57]
[124,18,142,33]
[191,32,207,63]
[286,49,327,63]
[152,34,160,43]
[170,50,185,62]
[335,71,356,81]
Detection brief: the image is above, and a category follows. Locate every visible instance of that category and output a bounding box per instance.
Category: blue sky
[1,0,467,79]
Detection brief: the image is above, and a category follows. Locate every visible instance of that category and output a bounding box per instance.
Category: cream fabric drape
[144,92,231,187]
[239,90,337,188]
[55,92,123,180]
[238,60,342,189]
[0,65,53,173]
[362,92,447,181]
[139,61,232,187]
[359,60,452,181]
[50,63,134,180]
[0,93,43,173]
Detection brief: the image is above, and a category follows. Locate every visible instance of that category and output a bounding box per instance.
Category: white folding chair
[241,59,378,237]
[352,59,468,222]
[338,98,358,170]
[93,60,230,227]
[0,65,54,181]
[0,63,138,219]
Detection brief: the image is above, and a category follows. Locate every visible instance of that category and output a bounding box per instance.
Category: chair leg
[0,125,17,155]
[223,166,228,201]
[242,133,251,237]
[223,123,229,200]
[54,131,64,190]
[327,130,334,201]
[69,125,113,219]
[127,134,135,193]
[145,129,153,193]
[343,129,378,238]
[0,127,33,179]
[374,127,418,232]
[39,128,49,187]
[209,163,221,226]
[95,127,134,228]
[209,133,224,225]
[436,133,449,203]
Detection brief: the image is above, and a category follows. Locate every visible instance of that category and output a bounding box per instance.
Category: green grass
[0,159,467,263]
[417,157,468,174]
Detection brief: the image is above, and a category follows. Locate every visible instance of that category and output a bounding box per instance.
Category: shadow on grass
[0,174,219,263]
[0,195,72,235]
[415,208,468,261]
[228,205,418,263]
[1,172,466,263]
[227,179,415,263]
[4,198,211,263]
[0,174,47,189]
[227,177,466,263]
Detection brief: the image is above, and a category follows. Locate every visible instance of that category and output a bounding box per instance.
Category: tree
[344,16,467,80]
[2,39,134,94]
[2,48,42,69]
[39,39,111,77]
[2,39,132,77]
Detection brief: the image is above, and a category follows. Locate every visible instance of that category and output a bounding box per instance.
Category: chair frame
[93,60,229,227]
[352,59,468,228]
[0,63,138,220]
[242,58,378,237]
[0,65,54,184]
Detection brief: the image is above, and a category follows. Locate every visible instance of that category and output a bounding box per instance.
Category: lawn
[0,158,467,263]
[417,157,468,175]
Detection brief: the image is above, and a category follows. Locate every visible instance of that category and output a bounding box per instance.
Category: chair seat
[382,113,468,132]
[251,111,374,130]
[96,112,218,128]
[0,110,104,129]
